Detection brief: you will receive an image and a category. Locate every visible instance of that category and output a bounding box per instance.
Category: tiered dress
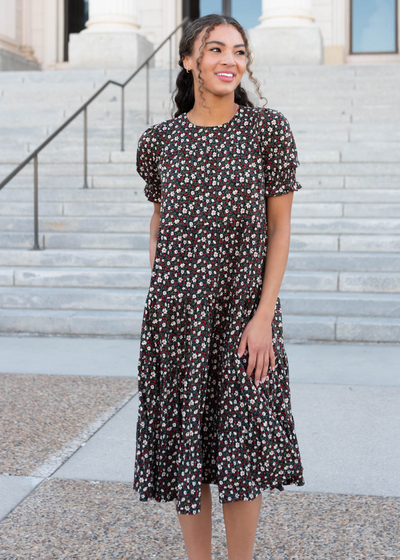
[133,104,305,515]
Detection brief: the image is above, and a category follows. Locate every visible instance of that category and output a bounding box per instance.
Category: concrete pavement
[0,336,399,558]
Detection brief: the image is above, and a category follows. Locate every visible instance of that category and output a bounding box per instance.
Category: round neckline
[183,104,242,130]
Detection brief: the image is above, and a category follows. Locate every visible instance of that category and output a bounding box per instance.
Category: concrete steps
[0,307,399,341]
[0,64,400,340]
[0,248,399,272]
[1,265,400,295]
[2,217,400,237]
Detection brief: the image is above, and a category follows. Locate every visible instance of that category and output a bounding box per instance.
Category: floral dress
[133,104,305,515]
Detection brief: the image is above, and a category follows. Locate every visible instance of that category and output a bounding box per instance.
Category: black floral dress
[133,104,305,515]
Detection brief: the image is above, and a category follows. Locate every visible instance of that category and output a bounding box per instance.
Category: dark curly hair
[172,14,268,118]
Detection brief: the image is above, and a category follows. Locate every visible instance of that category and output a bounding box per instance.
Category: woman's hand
[237,314,275,387]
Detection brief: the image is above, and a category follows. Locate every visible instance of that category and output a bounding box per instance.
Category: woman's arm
[149,202,161,270]
[255,191,294,323]
[237,191,294,387]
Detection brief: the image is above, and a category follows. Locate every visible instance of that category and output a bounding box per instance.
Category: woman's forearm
[149,209,160,270]
[254,224,291,323]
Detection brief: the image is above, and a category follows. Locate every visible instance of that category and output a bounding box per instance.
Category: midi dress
[133,104,305,515]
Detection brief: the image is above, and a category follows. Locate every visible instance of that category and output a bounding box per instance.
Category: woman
[133,13,305,560]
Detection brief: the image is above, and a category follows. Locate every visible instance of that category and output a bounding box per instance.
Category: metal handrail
[0,16,190,250]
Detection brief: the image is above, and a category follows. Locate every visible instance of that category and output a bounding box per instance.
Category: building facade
[0,0,399,71]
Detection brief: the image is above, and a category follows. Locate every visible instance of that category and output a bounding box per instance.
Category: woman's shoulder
[244,105,292,130]
[138,121,162,144]
[138,113,184,146]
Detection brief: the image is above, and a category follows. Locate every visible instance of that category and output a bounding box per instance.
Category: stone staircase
[0,65,400,341]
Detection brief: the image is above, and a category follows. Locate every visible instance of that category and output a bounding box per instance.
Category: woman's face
[183,24,247,100]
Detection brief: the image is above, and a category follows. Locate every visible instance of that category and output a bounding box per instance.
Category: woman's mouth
[215,72,235,82]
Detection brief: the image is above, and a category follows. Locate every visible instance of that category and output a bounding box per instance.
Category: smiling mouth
[215,72,235,78]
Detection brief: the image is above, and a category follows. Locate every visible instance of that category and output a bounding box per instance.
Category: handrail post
[83,106,88,189]
[33,155,40,250]
[121,86,125,152]
[146,61,149,125]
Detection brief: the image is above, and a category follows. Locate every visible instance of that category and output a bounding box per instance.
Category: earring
[186,68,191,73]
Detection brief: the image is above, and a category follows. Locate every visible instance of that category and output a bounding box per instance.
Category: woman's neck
[186,101,239,127]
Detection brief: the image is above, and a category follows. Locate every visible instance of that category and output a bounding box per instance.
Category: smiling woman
[133,13,305,560]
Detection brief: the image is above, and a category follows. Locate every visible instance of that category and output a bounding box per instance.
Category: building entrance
[63,0,89,61]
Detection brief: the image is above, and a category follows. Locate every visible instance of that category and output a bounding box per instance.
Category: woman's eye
[210,48,245,55]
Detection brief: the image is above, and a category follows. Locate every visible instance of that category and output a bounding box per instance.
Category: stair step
[43,233,149,250]
[303,176,400,189]
[10,201,400,219]
[0,149,112,165]
[296,189,400,202]
[0,202,153,217]
[0,267,338,291]
[2,175,144,189]
[280,291,400,317]
[287,251,400,272]
[0,285,398,318]
[0,188,146,202]
[1,265,399,294]
[1,249,399,272]
[339,272,400,293]
[339,235,400,252]
[290,218,400,235]
[0,308,143,336]
[0,248,149,268]
[0,286,147,311]
[284,315,400,343]
[2,216,400,235]
[297,162,400,176]
[0,216,150,233]
[0,307,398,342]
[5,267,151,289]
[0,162,139,177]
[335,316,400,343]
[4,174,398,191]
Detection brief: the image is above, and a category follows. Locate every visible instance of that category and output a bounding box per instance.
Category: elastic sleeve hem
[144,182,161,203]
[259,108,302,198]
[136,126,162,203]
[265,165,303,197]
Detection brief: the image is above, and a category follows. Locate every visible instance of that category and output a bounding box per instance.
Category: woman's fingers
[248,349,269,387]
[269,345,276,370]
[260,351,270,385]
[253,347,276,387]
[254,352,267,387]
[238,322,276,387]
[237,331,247,358]
[246,352,257,378]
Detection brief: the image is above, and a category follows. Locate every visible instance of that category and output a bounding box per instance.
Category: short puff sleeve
[259,108,302,197]
[136,125,162,203]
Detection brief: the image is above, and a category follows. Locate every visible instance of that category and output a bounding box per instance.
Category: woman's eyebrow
[205,41,246,48]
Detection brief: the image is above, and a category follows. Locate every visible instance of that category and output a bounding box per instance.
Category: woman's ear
[182,56,189,70]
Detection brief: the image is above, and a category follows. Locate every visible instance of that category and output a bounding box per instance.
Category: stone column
[85,0,139,32]
[20,0,37,61]
[68,0,153,69]
[248,0,323,65]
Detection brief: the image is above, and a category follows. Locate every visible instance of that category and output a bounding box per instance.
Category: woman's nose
[221,51,235,65]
